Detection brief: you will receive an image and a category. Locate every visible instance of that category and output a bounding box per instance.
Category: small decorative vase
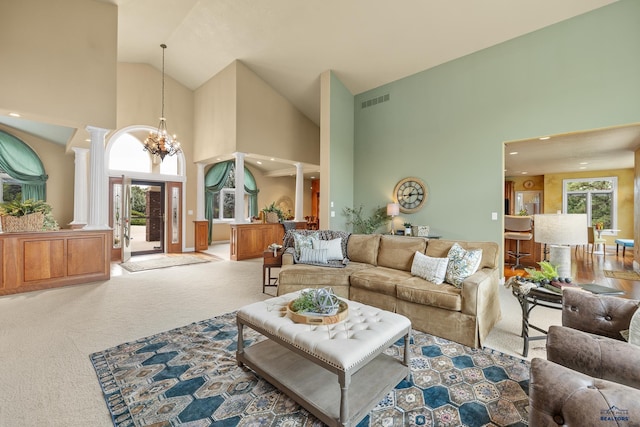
[405,227,412,236]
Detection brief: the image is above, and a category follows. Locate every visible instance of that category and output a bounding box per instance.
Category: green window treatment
[0,130,48,201]
[205,161,259,243]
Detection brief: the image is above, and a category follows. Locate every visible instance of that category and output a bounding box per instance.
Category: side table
[511,284,562,357]
[262,249,282,293]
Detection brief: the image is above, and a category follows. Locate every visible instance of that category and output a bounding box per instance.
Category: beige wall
[0,125,74,226]
[544,168,634,246]
[0,0,117,136]
[193,62,238,162]
[236,62,320,165]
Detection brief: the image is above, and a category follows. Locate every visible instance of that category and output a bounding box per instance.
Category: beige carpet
[119,254,217,272]
[0,244,558,426]
[604,270,640,281]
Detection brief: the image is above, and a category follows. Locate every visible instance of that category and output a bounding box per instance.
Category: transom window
[563,177,617,233]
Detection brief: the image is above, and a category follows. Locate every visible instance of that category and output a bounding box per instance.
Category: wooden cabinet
[194,220,209,251]
[230,222,306,260]
[0,229,111,296]
[230,223,285,261]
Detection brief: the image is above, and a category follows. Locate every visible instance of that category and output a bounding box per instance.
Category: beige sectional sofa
[277,231,501,348]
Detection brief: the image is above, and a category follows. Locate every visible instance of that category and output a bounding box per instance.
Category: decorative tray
[287,300,349,325]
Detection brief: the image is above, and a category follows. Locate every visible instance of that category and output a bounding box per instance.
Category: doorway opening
[130,181,165,256]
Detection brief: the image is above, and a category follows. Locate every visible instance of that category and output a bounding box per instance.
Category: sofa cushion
[377,235,427,271]
[396,277,462,311]
[444,242,482,287]
[279,261,372,288]
[350,266,412,297]
[283,230,351,259]
[313,237,343,261]
[347,234,381,265]
[410,251,448,285]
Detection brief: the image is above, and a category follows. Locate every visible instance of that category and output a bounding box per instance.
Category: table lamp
[387,203,400,235]
[533,213,587,278]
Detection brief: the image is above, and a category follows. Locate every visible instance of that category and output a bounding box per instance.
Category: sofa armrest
[547,325,640,389]
[562,287,639,340]
[282,247,295,265]
[529,358,640,426]
[460,267,498,315]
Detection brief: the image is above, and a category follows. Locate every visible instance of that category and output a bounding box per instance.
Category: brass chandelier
[144,44,181,161]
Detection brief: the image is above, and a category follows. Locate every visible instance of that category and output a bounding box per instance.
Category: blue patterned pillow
[292,232,319,259]
[445,243,482,288]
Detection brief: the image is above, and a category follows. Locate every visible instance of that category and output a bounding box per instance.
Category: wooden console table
[0,229,112,296]
[230,222,305,260]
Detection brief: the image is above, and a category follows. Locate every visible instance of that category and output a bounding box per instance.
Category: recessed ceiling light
[521,172,528,175]
[270,158,275,161]
[509,151,518,155]
[85,138,91,142]
[256,161,262,165]
[8,112,20,117]
[539,136,550,140]
[310,176,315,179]
[579,162,588,165]
[579,166,587,170]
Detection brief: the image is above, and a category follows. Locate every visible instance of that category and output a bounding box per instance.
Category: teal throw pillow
[445,242,482,288]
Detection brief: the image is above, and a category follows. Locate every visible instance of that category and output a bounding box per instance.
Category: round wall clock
[394,177,428,213]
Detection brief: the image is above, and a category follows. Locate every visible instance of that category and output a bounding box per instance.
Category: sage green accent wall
[327,72,355,231]
[353,0,640,244]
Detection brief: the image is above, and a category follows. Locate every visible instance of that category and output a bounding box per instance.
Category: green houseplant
[0,199,59,232]
[343,205,390,234]
[261,202,285,223]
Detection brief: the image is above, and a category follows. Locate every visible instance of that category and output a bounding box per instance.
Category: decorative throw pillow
[445,242,482,288]
[410,251,449,285]
[313,238,343,261]
[622,307,640,346]
[299,247,328,264]
[292,232,319,259]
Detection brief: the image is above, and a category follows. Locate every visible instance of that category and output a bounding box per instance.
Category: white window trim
[562,176,618,236]
[212,189,249,222]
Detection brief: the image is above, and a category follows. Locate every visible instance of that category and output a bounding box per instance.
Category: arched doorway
[106,125,185,261]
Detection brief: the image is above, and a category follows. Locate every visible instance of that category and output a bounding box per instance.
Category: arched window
[0,130,48,201]
[205,161,259,242]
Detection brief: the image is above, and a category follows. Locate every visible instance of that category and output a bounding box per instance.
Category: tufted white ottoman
[236,291,411,427]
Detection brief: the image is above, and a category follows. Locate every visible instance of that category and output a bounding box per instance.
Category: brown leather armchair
[528,287,640,426]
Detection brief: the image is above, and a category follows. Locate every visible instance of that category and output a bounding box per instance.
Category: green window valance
[0,130,48,201]
[205,161,259,243]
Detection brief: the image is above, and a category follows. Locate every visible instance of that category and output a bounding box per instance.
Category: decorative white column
[294,162,304,222]
[196,162,206,220]
[69,147,89,228]
[84,126,110,230]
[234,152,247,223]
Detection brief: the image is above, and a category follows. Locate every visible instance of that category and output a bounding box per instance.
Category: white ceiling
[7,0,638,177]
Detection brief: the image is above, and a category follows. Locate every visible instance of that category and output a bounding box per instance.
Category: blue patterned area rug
[91,312,530,426]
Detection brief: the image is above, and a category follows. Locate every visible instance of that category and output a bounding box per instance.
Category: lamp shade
[387,203,400,216]
[534,214,588,245]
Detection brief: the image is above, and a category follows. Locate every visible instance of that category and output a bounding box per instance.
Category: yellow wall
[544,168,634,246]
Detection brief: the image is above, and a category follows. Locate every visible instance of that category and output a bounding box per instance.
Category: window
[1,173,22,202]
[211,164,250,221]
[563,177,617,233]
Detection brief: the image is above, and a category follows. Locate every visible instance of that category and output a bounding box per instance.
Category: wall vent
[361,93,390,109]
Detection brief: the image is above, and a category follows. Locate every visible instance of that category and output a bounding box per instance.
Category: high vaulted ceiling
[109,0,617,125]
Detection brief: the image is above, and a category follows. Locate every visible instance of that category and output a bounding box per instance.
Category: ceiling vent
[361,93,390,109]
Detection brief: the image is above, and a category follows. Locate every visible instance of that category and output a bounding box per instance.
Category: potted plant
[404,222,412,236]
[0,199,59,232]
[343,205,390,234]
[262,202,285,223]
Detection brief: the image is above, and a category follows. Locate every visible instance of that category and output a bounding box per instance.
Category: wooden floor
[504,247,640,300]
